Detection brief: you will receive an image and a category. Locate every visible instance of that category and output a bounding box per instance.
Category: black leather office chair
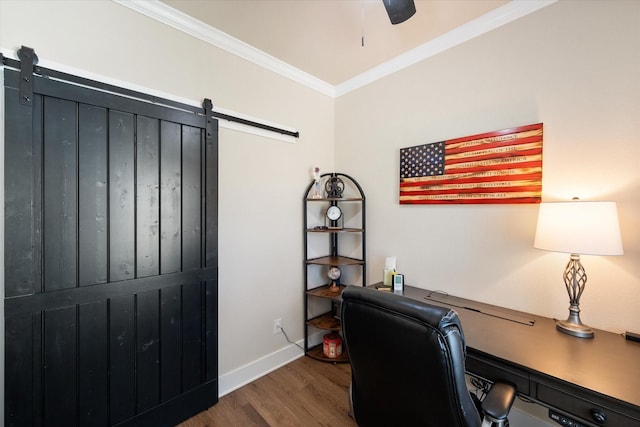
[341,286,516,427]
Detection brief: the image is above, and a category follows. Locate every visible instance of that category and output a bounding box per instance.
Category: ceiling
[161,0,511,86]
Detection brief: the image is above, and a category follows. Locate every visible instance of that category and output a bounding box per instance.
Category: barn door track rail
[1,45,299,138]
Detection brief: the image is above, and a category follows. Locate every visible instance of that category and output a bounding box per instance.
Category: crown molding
[113,0,556,99]
[112,0,336,97]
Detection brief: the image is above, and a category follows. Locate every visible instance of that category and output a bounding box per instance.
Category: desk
[391,285,640,427]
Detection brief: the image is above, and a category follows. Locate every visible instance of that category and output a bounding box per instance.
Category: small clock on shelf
[328,266,341,293]
[325,205,343,229]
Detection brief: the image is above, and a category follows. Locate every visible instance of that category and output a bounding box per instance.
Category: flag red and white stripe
[399,123,543,204]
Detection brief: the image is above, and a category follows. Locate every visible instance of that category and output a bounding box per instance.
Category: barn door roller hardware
[17,45,38,106]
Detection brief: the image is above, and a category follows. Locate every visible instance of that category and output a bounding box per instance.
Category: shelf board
[306,227,364,233]
[307,312,341,330]
[306,197,363,202]
[305,344,349,363]
[306,256,364,266]
[307,284,345,298]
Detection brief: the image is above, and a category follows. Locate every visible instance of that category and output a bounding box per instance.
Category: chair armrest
[481,382,517,422]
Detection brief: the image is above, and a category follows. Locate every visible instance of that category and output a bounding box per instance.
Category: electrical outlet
[273,318,282,334]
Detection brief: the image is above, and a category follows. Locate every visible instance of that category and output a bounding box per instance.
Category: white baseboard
[218,339,305,397]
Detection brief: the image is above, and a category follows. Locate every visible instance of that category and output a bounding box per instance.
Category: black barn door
[4,65,218,426]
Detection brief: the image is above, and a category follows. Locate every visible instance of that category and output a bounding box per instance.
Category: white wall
[0,0,335,399]
[336,0,640,334]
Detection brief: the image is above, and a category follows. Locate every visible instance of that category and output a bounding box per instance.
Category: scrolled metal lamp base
[557,254,594,338]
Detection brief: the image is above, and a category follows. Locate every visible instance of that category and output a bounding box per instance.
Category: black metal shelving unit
[303,173,366,362]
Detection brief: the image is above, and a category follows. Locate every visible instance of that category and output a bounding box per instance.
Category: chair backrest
[341,286,481,427]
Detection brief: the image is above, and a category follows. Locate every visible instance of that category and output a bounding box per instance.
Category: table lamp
[533,200,623,338]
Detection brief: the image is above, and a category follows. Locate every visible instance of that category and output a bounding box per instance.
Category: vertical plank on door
[205,281,218,382]
[137,116,160,278]
[160,285,182,401]
[32,312,43,427]
[43,97,77,291]
[110,295,136,423]
[160,121,181,274]
[79,104,108,286]
[109,111,135,282]
[204,118,219,382]
[182,126,201,271]
[4,314,34,427]
[43,306,77,426]
[78,301,108,426]
[4,87,38,297]
[205,118,218,268]
[137,289,161,412]
[182,282,202,390]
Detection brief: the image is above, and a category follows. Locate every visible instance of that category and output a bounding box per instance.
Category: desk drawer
[466,352,529,395]
[535,381,640,427]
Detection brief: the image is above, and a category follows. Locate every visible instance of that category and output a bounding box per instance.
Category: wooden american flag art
[399,123,543,204]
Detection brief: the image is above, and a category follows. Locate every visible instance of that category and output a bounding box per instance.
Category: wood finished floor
[177,356,357,427]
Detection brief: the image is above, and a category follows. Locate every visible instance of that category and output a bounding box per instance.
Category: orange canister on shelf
[323,333,342,358]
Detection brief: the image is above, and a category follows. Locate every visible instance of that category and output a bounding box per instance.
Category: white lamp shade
[534,201,623,256]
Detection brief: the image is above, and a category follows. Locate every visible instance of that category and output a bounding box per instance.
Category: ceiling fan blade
[383,0,416,25]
